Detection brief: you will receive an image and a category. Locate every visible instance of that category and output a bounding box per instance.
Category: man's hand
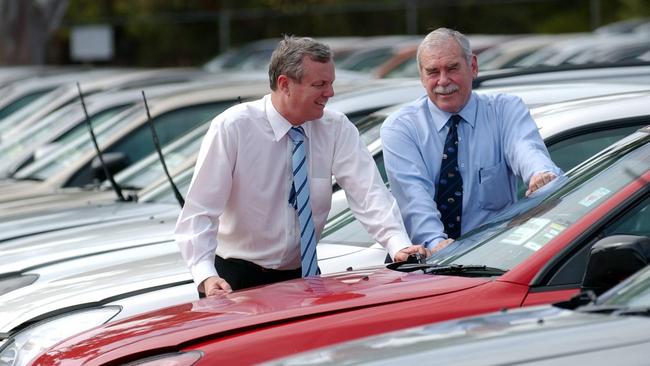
[526,172,557,197]
[202,276,232,297]
[393,244,429,262]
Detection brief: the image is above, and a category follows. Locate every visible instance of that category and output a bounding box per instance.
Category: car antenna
[141,90,185,208]
[76,82,128,202]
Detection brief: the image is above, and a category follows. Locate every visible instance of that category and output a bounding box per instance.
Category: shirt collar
[265,94,312,141]
[427,92,478,132]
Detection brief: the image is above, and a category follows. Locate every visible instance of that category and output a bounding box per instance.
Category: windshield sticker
[502,218,551,245]
[524,241,543,251]
[578,187,611,207]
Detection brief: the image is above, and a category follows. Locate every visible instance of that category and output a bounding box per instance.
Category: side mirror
[581,235,650,296]
[91,152,129,182]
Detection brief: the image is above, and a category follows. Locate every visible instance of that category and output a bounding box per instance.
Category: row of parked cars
[204,19,650,80]
[0,52,649,365]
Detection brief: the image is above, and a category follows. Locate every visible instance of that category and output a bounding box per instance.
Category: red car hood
[39,267,490,365]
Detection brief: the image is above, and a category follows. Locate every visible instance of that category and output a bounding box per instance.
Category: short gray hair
[416,28,472,70]
[268,35,332,90]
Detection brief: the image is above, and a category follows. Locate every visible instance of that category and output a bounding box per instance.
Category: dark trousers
[199,255,302,298]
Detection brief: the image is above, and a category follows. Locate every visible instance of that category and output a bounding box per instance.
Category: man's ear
[471,54,478,79]
[277,74,291,95]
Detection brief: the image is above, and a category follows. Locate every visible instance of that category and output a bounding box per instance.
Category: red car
[32,126,650,365]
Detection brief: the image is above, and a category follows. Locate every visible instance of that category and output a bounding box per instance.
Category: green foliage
[59,0,649,67]
[618,0,650,18]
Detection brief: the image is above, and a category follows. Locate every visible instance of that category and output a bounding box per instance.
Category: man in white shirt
[175,36,426,298]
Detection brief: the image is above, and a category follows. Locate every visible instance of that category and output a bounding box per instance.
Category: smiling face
[274,56,335,125]
[419,39,478,113]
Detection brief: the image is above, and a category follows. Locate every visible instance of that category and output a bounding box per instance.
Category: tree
[0,0,69,64]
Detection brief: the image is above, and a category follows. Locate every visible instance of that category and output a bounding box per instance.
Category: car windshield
[13,105,144,181]
[0,105,76,161]
[322,130,649,274]
[138,168,193,204]
[112,123,206,190]
[0,102,130,165]
[0,86,69,133]
[0,87,55,121]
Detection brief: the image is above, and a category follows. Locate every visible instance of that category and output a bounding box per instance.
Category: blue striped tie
[435,115,463,239]
[287,126,319,277]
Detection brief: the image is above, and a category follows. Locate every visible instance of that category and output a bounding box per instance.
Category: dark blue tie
[435,115,463,239]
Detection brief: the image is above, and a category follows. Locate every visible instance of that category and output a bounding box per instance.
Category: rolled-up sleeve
[500,95,563,183]
[381,121,447,249]
[332,118,411,258]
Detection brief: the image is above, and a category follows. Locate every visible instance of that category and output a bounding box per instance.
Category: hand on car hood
[38,267,490,365]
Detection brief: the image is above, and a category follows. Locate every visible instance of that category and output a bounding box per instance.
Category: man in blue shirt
[381,27,561,253]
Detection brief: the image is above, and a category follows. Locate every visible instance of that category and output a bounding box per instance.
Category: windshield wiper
[17,175,43,182]
[615,307,650,317]
[388,262,507,277]
[578,305,650,317]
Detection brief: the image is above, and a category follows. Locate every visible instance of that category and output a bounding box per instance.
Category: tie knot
[449,114,462,127]
[288,126,305,143]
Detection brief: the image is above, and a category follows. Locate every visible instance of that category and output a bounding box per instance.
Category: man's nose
[324,83,334,98]
[438,71,450,84]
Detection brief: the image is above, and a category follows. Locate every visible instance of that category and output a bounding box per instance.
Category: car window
[347,109,383,124]
[0,105,76,162]
[54,104,132,144]
[545,194,650,287]
[516,124,644,197]
[0,86,69,133]
[339,48,394,73]
[384,57,418,78]
[0,88,55,120]
[600,266,650,308]
[13,106,144,181]
[547,125,643,172]
[139,169,193,204]
[114,123,207,190]
[356,115,383,147]
[64,101,233,187]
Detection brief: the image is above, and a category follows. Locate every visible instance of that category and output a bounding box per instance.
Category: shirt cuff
[424,237,447,251]
[384,232,413,259]
[191,259,219,292]
[533,167,563,178]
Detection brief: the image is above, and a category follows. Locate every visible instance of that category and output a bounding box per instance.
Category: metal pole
[406,0,418,34]
[590,0,601,30]
[219,8,231,53]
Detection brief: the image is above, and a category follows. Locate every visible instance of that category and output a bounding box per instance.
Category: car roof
[531,90,650,139]
[474,62,650,88]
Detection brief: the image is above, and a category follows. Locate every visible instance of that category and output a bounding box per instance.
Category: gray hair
[268,35,332,90]
[416,28,473,70]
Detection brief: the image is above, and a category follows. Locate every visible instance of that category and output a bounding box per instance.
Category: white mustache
[434,84,459,94]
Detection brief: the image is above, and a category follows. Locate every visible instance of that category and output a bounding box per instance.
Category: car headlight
[123,351,203,366]
[0,306,120,366]
[0,274,38,295]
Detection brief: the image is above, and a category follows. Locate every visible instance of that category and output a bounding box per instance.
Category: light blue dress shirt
[381,92,561,248]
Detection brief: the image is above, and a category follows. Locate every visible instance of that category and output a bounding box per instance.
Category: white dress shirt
[175,94,411,288]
